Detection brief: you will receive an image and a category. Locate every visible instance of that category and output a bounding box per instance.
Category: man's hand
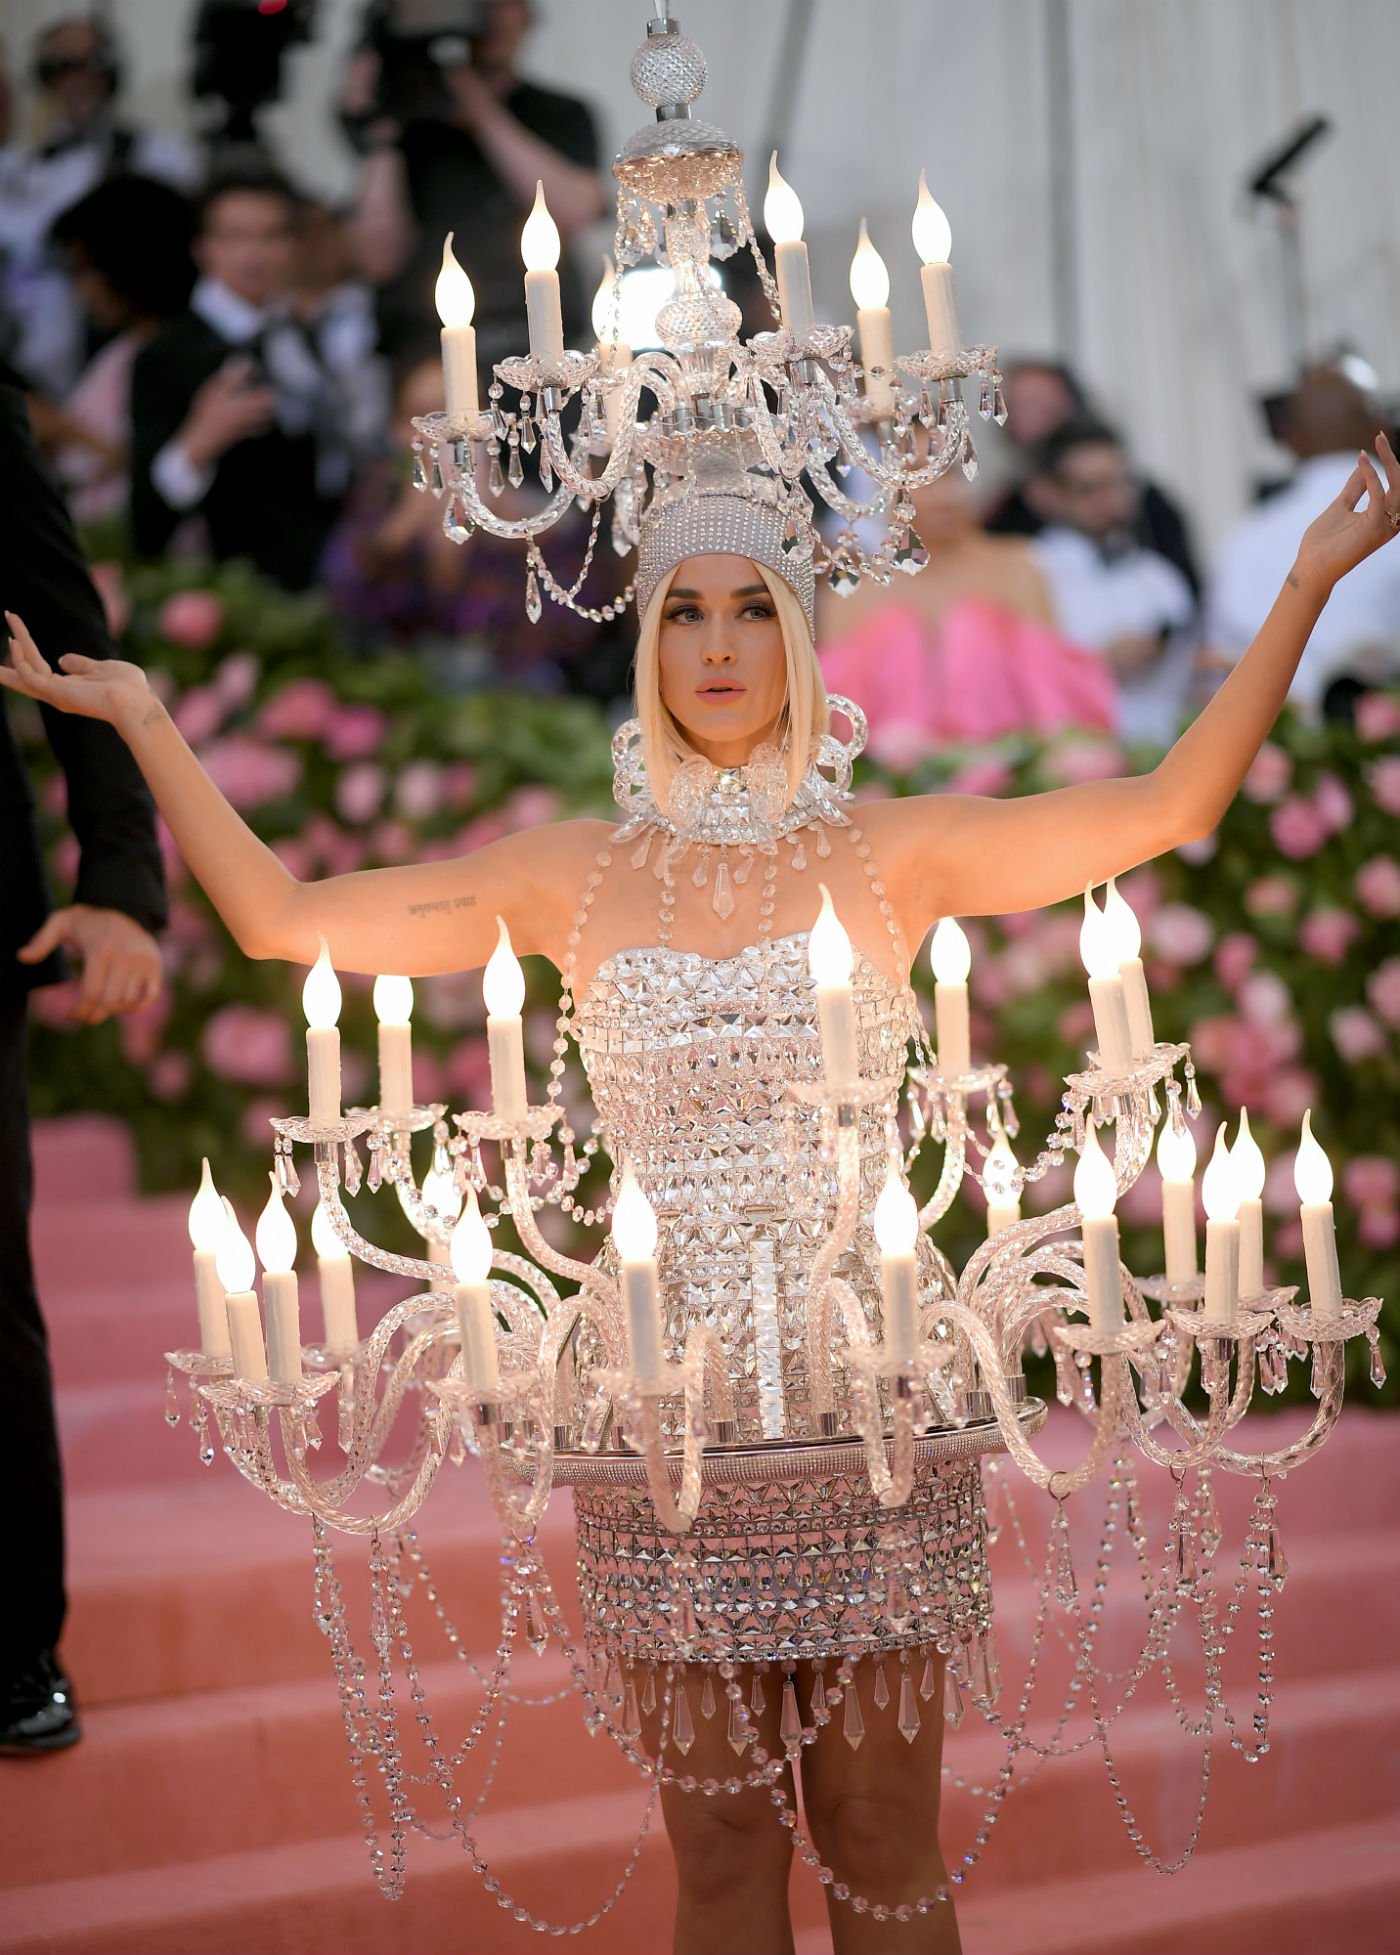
[18,906,163,1025]
[180,360,277,472]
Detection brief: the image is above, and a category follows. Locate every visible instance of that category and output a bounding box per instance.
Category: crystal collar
[611,695,868,850]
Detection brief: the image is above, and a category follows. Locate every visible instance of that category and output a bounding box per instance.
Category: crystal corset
[575,931,920,1441]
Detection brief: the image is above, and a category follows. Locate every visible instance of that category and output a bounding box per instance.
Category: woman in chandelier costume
[4,430,1398,1955]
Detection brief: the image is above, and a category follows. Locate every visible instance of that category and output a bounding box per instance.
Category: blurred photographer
[340,1,603,364]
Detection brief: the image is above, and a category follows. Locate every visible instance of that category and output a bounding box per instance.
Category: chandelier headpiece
[413,11,1004,632]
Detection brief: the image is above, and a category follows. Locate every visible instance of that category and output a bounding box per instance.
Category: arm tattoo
[406,895,477,919]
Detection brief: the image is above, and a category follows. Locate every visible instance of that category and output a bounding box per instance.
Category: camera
[349,0,490,135]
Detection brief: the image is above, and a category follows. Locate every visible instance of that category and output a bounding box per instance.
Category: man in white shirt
[1027,418,1198,750]
[0,16,198,396]
[1205,366,1400,714]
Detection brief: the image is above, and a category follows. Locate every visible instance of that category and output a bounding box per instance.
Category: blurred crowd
[1,4,1397,741]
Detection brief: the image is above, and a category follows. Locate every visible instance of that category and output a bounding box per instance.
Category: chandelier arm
[632,1385,704,1535]
[803,1118,864,1419]
[815,371,969,493]
[1111,1350,1246,1470]
[538,352,676,503]
[917,1122,969,1231]
[489,1248,564,1317]
[501,1147,625,1364]
[449,464,580,541]
[740,370,808,486]
[283,1400,452,1534]
[315,1161,444,1285]
[473,1387,558,1536]
[685,1321,738,1430]
[1154,1342,1346,1480]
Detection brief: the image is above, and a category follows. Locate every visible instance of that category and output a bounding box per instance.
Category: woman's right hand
[1,611,155,736]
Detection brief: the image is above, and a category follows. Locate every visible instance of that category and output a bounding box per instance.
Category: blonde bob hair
[633,562,829,814]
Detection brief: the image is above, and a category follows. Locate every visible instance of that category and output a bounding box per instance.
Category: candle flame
[807,884,854,986]
[521,180,561,272]
[1156,1117,1197,1183]
[449,1187,493,1286]
[1078,886,1119,982]
[1102,876,1143,962]
[983,1131,1019,1202]
[1293,1108,1334,1206]
[373,973,414,1025]
[612,1162,658,1262]
[912,169,952,265]
[310,1200,349,1263]
[930,915,972,985]
[591,253,621,342]
[1074,1123,1118,1221]
[421,1165,464,1228]
[849,218,890,309]
[215,1212,256,1294]
[434,233,475,329]
[255,1174,297,1276]
[1201,1122,1243,1223]
[1230,1107,1267,1203]
[188,1156,226,1253]
[873,1162,919,1256]
[483,916,526,1018]
[302,939,342,1031]
[764,151,805,245]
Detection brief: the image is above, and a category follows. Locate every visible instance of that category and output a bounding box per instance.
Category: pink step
[32,1116,136,1200]
[32,1193,191,1292]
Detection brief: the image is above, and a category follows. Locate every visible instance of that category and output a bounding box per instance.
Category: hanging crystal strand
[943,1662,965,1729]
[896,1653,921,1743]
[1196,1467,1222,1563]
[525,564,543,624]
[842,1672,865,1750]
[727,1689,750,1755]
[164,1366,181,1427]
[488,443,506,496]
[1052,1501,1078,1609]
[671,1680,695,1755]
[919,1652,938,1702]
[506,427,524,487]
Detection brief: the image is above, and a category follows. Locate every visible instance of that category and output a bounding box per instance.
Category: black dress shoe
[0,1652,81,1755]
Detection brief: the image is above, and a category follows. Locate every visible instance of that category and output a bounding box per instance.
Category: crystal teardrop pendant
[894,528,931,574]
[843,1677,865,1750]
[443,502,472,545]
[828,561,861,598]
[411,446,428,491]
[872,1662,890,1710]
[727,1691,750,1755]
[164,1368,180,1427]
[539,448,554,492]
[943,1666,965,1728]
[672,1683,695,1755]
[489,447,506,497]
[700,1672,716,1720]
[525,1588,549,1656]
[810,1667,827,1717]
[604,1653,623,1702]
[711,854,735,920]
[343,1138,362,1196]
[506,438,525,489]
[631,831,654,870]
[623,1678,642,1739]
[525,568,543,624]
[641,1667,657,1716]
[780,1675,803,1752]
[750,1671,766,1715]
[919,1653,938,1702]
[1266,1520,1289,1590]
[897,1669,921,1743]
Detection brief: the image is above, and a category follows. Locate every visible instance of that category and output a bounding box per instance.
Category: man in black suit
[129,170,348,593]
[0,361,166,1752]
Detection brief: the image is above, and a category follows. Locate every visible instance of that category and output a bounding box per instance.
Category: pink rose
[1117,867,1160,921]
[502,785,563,830]
[1359,1207,1400,1251]
[458,813,507,853]
[272,837,313,880]
[1367,756,1400,817]
[1343,1156,1400,1208]
[1355,856,1400,918]
[1148,902,1213,966]
[1046,738,1122,786]
[148,1051,192,1102]
[214,650,260,709]
[1263,1154,1298,1217]
[1299,907,1360,964]
[157,588,224,650]
[1274,1218,1304,1261]
[241,1097,281,1148]
[946,757,1013,798]
[1269,795,1329,860]
[202,1004,293,1086]
[418,972,485,1032]
[1259,1064,1317,1130]
[443,762,477,806]
[1328,1005,1386,1062]
[1238,969,1291,1027]
[1244,875,1297,918]
[999,939,1050,997]
[173,685,226,745]
[1355,692,1400,743]
[394,760,445,822]
[258,678,337,741]
[1242,744,1291,805]
[370,819,415,864]
[1213,932,1257,993]
[1365,958,1400,1028]
[325,703,389,761]
[335,761,386,825]
[201,736,302,809]
[866,720,928,771]
[1057,1000,1095,1046]
[1312,772,1355,834]
[89,561,131,639]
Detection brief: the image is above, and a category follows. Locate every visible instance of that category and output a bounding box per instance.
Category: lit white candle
[1156,1117,1198,1285]
[217,1213,267,1382]
[765,153,815,339]
[1074,1124,1122,1333]
[1104,877,1155,1058]
[521,181,564,368]
[311,1200,359,1351]
[1294,1110,1342,1321]
[483,917,528,1123]
[849,219,895,416]
[930,916,972,1080]
[451,1188,499,1396]
[421,1163,463,1268]
[983,1131,1022,1236]
[591,255,634,448]
[1201,1124,1242,1324]
[435,232,480,426]
[873,1164,921,1364]
[303,939,342,1125]
[255,1176,302,1383]
[1231,1108,1267,1299]
[912,171,960,362]
[187,1156,231,1357]
[1079,886,1133,1073]
[808,885,859,1091]
[613,1164,664,1383]
[373,973,415,1119]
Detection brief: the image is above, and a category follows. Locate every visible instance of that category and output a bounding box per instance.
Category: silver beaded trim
[637,489,816,631]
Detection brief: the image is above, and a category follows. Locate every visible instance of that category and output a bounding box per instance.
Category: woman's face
[656,554,788,765]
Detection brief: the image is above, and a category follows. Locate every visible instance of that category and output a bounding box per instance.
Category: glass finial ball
[630,33,707,108]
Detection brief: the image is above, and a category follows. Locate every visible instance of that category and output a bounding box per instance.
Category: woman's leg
[799,1654,961,1955]
[640,1661,796,1955]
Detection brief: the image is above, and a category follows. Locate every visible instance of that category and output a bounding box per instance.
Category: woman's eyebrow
[666,585,769,601]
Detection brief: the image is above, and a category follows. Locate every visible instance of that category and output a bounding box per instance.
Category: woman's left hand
[1293,430,1400,597]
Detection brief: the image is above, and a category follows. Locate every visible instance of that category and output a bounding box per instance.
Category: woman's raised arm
[880,435,1400,929]
[1,611,600,977]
